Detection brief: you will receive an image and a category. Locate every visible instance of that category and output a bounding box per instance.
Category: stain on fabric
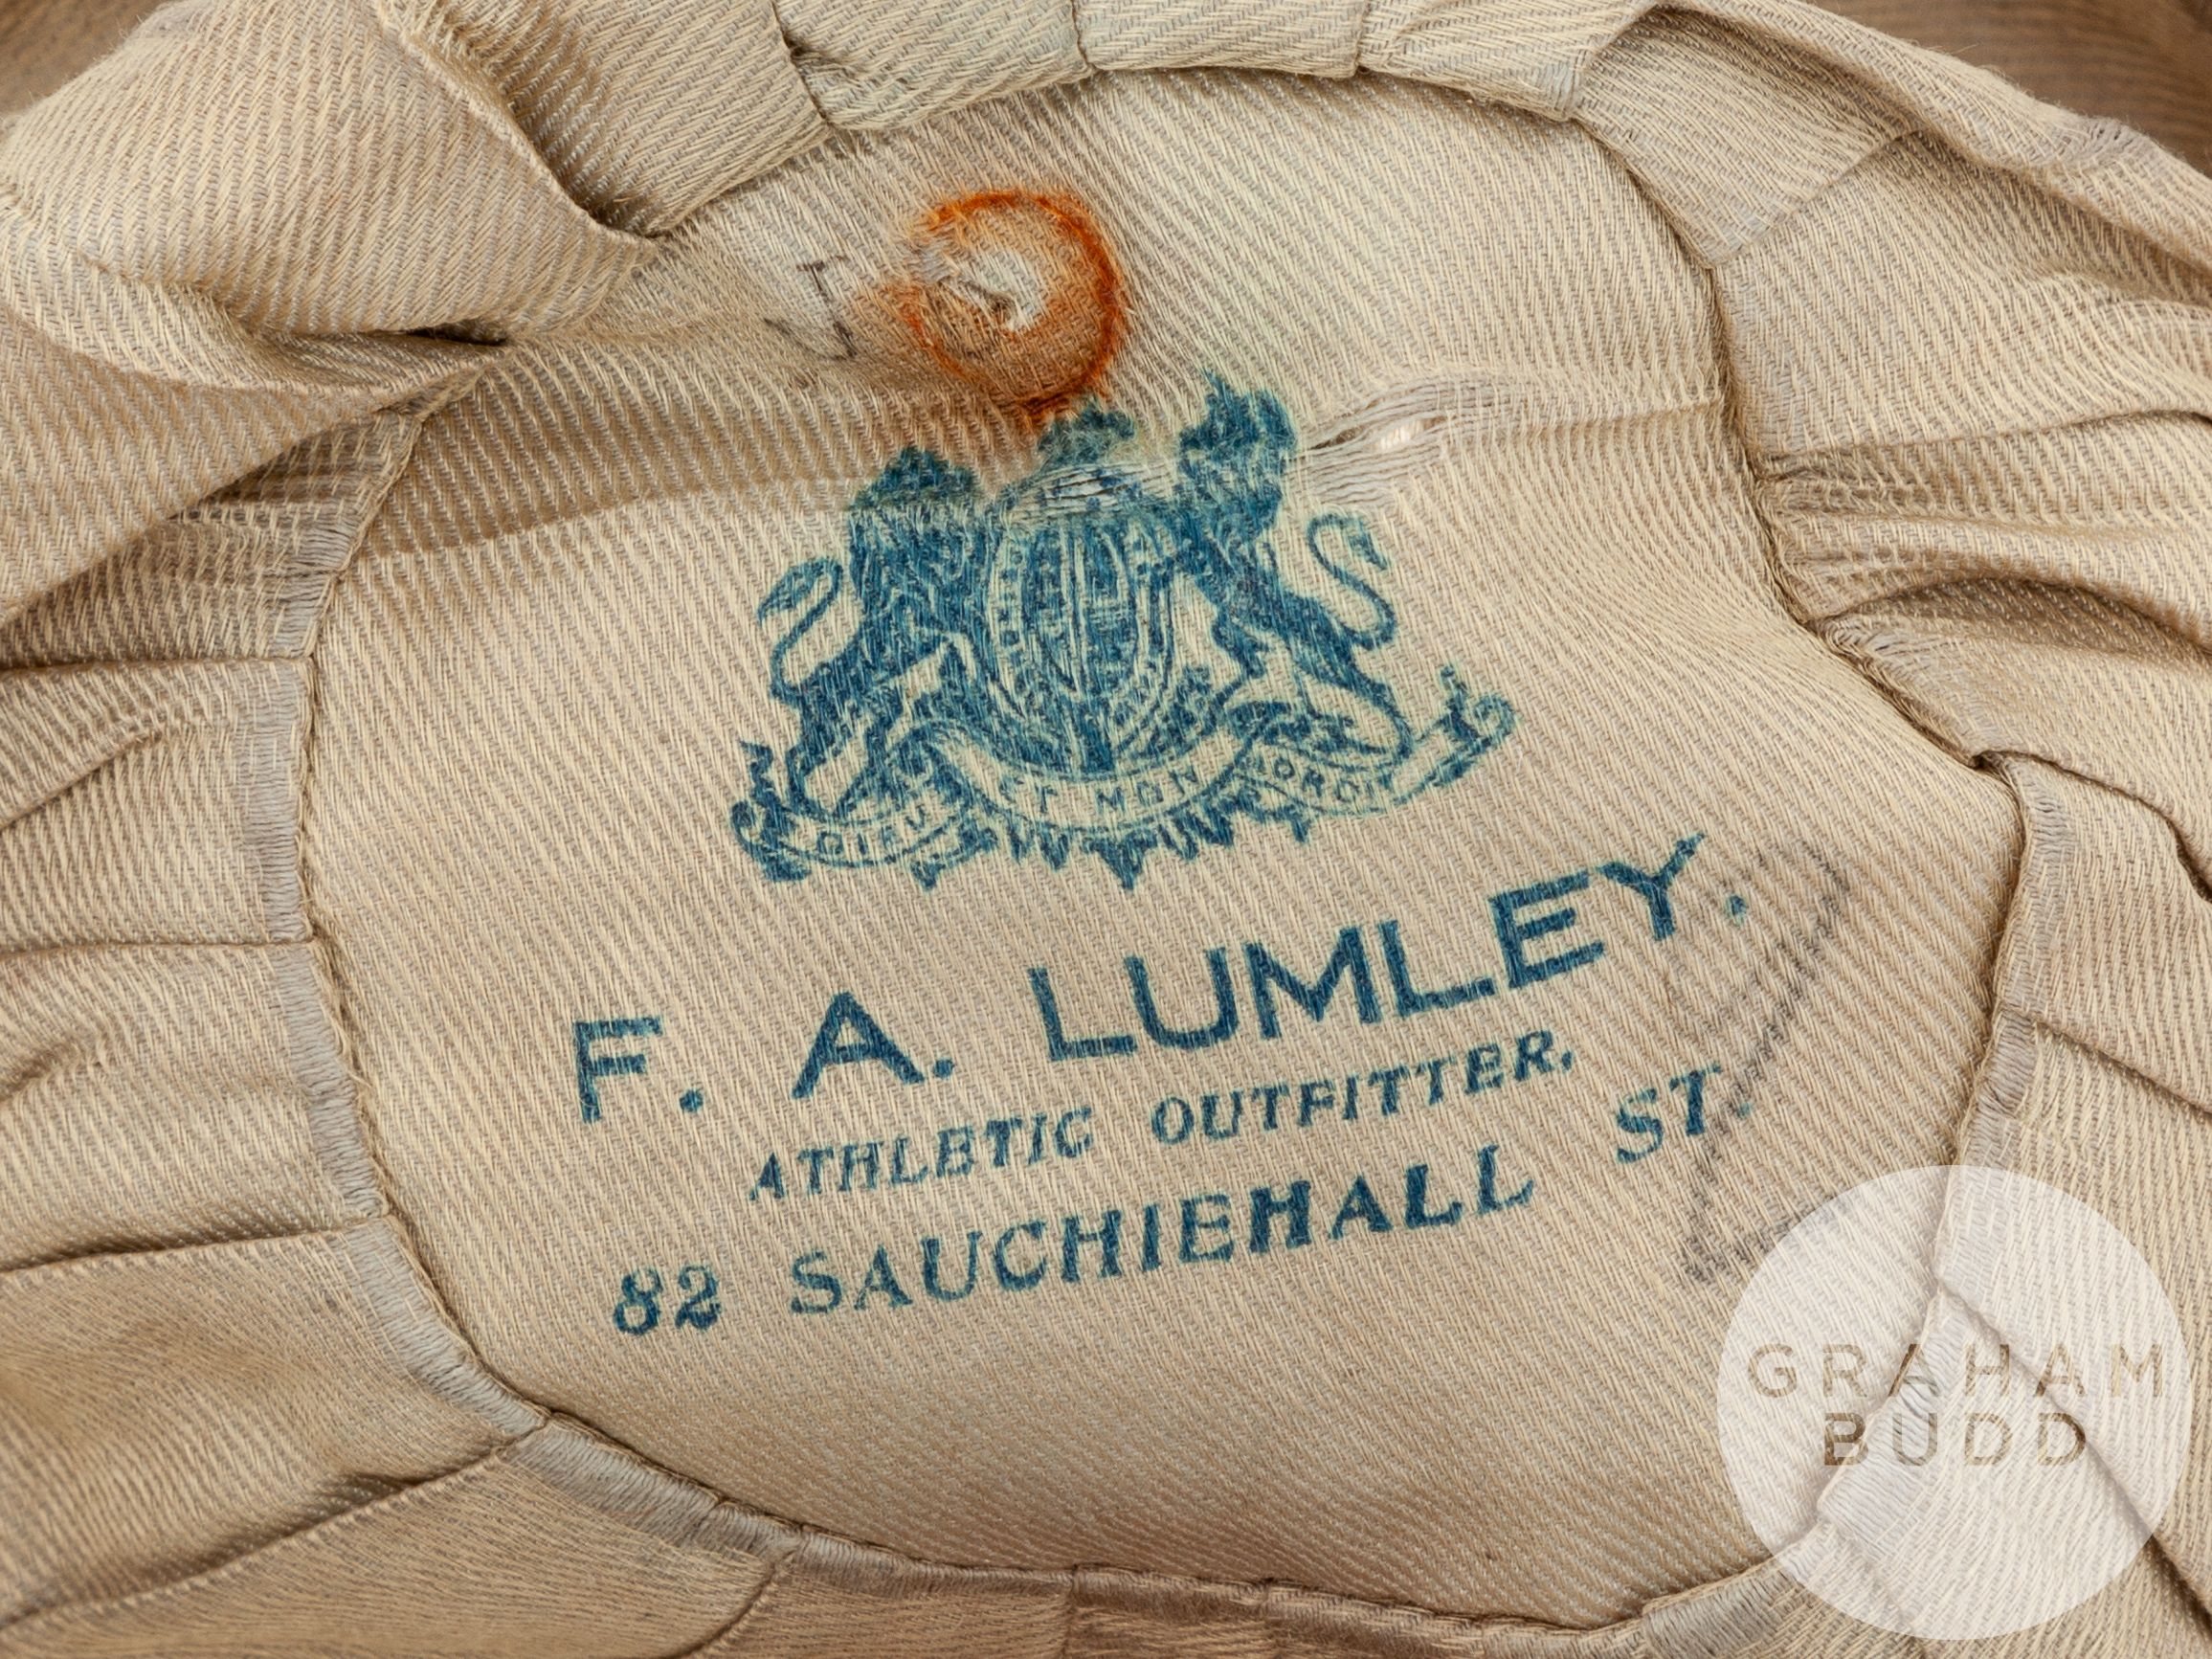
[896,191,1123,412]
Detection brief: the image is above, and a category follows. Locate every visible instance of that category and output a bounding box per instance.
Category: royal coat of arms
[731,380,1514,889]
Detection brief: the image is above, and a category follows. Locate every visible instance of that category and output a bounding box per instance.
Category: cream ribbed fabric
[3,1,2210,1653]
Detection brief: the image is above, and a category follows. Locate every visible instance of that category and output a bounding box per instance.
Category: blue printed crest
[731,380,1515,889]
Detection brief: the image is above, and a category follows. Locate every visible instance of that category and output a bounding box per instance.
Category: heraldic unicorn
[731,379,1515,890]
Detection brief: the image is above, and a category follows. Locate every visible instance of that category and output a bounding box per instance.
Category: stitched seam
[470,1408,1782,1636]
[1568,118,1843,681]
[0,1222,369,1286]
[1066,0,1089,70]
[672,1546,796,1659]
[1561,123,2122,1650]
[0,725,165,840]
[0,1435,530,1640]
[366,0,651,258]
[1056,1577,1079,1659]
[291,413,557,1442]
[1935,751,2212,1639]
[763,0,835,129]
